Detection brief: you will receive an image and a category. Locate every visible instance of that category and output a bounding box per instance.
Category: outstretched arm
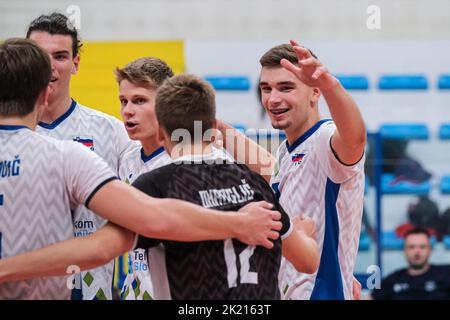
[216,119,275,182]
[280,40,366,164]
[88,181,282,249]
[282,216,319,274]
[0,223,134,283]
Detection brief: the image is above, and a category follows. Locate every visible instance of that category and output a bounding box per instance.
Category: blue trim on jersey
[38,99,77,129]
[286,119,332,153]
[310,178,345,300]
[271,182,281,201]
[0,125,29,131]
[141,146,164,163]
[71,288,83,300]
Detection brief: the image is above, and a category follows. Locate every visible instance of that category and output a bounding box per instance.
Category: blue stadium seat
[438,74,450,89]
[359,232,371,251]
[382,231,404,250]
[441,176,450,194]
[443,236,450,249]
[231,124,247,133]
[378,75,428,90]
[381,173,430,195]
[439,124,450,140]
[204,76,251,91]
[379,123,429,140]
[382,231,437,250]
[335,75,369,90]
[430,236,437,247]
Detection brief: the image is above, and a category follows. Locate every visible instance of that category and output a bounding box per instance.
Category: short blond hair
[114,57,174,88]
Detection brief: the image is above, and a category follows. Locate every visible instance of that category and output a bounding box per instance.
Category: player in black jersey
[0,73,319,299]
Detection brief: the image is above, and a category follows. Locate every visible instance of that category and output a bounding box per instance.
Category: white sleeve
[315,122,365,184]
[117,146,138,181]
[63,141,117,207]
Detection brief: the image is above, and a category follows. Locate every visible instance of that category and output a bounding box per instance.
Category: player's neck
[0,112,38,130]
[141,139,163,157]
[40,95,72,124]
[169,142,213,160]
[408,263,430,276]
[285,113,321,146]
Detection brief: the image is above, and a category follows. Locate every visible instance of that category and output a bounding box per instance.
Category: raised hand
[280,40,339,91]
[237,201,282,249]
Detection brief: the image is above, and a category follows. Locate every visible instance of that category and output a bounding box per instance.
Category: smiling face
[119,80,159,142]
[28,31,79,104]
[259,66,320,141]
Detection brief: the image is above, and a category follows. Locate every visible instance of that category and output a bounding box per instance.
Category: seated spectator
[371,228,450,300]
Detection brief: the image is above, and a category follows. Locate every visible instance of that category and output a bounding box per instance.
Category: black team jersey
[132,157,292,300]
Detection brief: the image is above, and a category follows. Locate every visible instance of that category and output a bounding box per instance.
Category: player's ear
[72,54,80,75]
[34,85,51,122]
[157,126,168,144]
[36,85,51,108]
[310,87,321,106]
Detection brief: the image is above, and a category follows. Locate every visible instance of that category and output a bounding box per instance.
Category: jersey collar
[286,119,332,153]
[173,147,234,163]
[141,146,165,163]
[0,125,30,131]
[38,99,77,130]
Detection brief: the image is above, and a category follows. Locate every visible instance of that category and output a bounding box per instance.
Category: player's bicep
[330,130,365,166]
[317,128,365,184]
[87,180,164,237]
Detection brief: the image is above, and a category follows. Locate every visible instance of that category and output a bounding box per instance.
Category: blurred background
[1,0,450,294]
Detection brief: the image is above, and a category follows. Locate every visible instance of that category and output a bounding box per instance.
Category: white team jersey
[118,146,170,184]
[119,146,171,300]
[0,125,116,299]
[36,99,136,300]
[272,120,365,300]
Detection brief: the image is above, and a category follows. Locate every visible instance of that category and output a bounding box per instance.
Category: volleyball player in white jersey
[114,57,173,299]
[259,41,366,300]
[0,38,282,299]
[25,13,136,299]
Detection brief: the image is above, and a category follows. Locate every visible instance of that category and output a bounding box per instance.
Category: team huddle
[0,13,366,300]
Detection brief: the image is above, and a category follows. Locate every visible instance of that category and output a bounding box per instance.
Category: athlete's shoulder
[315,119,336,138]
[75,102,123,126]
[121,143,142,162]
[31,130,70,151]
[135,162,174,183]
[131,163,175,197]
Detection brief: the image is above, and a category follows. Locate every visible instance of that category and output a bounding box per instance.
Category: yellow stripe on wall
[70,41,185,120]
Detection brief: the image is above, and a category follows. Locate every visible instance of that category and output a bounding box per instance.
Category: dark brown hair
[259,43,318,67]
[26,12,82,57]
[155,74,216,141]
[0,38,51,116]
